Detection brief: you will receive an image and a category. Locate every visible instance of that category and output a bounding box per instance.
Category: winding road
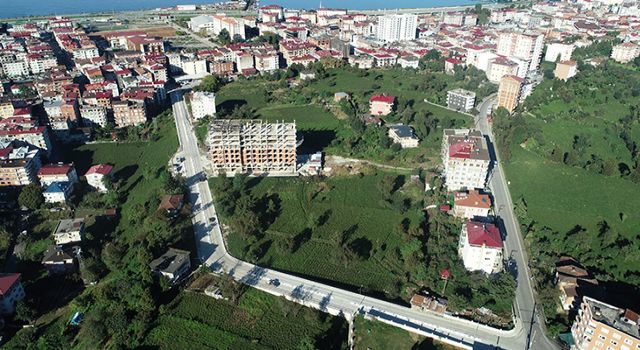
[170,89,559,350]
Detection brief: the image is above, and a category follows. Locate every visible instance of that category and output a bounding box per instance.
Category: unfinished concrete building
[207,119,297,176]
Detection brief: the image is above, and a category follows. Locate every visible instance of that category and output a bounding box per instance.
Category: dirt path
[326,155,413,172]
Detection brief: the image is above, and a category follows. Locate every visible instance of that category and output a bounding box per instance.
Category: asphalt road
[170,90,548,350]
[475,96,560,350]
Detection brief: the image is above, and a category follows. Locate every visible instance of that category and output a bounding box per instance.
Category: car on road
[209,217,216,224]
[268,278,280,287]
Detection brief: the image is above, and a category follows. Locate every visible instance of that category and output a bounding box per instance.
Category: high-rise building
[497,75,524,114]
[571,296,640,350]
[207,120,297,176]
[441,129,491,191]
[496,31,544,72]
[376,14,417,43]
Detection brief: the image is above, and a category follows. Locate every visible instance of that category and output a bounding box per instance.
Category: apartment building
[496,31,545,72]
[554,60,578,81]
[571,297,640,350]
[38,163,78,187]
[441,129,491,191]
[497,75,524,114]
[376,14,418,42]
[0,145,42,187]
[0,273,25,315]
[545,42,574,62]
[486,57,520,84]
[0,126,52,153]
[446,89,476,112]
[207,119,297,176]
[0,99,13,119]
[254,52,279,72]
[611,42,640,64]
[85,163,113,192]
[53,218,84,245]
[80,104,109,128]
[112,100,147,127]
[191,91,216,120]
[458,220,503,274]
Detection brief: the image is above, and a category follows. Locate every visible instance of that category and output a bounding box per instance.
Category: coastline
[0,0,508,21]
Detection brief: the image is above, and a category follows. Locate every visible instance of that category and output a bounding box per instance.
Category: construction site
[206,119,298,176]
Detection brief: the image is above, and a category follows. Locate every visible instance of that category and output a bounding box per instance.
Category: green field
[217,172,426,297]
[144,290,348,350]
[61,118,179,242]
[353,316,459,350]
[212,67,473,168]
[505,146,640,236]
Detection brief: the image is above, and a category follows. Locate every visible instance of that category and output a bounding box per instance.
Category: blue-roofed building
[43,181,72,203]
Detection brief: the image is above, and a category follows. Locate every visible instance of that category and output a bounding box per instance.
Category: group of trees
[211,174,280,259]
[501,62,640,182]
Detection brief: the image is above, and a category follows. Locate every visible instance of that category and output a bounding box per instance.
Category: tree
[14,300,36,323]
[194,74,225,93]
[217,29,231,45]
[18,184,44,210]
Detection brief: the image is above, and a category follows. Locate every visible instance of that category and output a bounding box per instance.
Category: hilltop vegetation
[492,58,640,335]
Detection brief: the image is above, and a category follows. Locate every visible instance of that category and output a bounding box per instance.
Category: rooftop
[55,218,84,234]
[0,273,20,296]
[445,129,490,161]
[584,297,640,338]
[455,190,491,209]
[465,220,502,249]
[150,248,190,275]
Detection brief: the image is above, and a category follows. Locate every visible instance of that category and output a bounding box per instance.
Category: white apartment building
[85,163,113,193]
[611,42,640,63]
[458,220,503,274]
[73,47,99,60]
[544,42,574,62]
[486,57,520,84]
[441,129,491,191]
[80,104,109,128]
[181,58,208,77]
[28,55,58,74]
[191,91,216,120]
[2,60,30,77]
[446,89,476,112]
[496,31,545,72]
[376,14,418,43]
[254,52,278,72]
[190,15,247,40]
[571,296,640,350]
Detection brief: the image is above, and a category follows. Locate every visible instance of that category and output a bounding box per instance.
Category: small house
[42,245,76,274]
[150,248,191,283]
[388,124,419,149]
[53,218,84,245]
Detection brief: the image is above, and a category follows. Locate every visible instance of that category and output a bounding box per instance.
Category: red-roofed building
[38,163,78,186]
[369,95,395,116]
[0,273,25,315]
[459,220,503,274]
[453,189,492,219]
[85,164,113,192]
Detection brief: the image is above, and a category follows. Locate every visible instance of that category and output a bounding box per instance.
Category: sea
[0,0,478,19]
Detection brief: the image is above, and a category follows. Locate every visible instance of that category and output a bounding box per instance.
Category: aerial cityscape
[0,0,638,349]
